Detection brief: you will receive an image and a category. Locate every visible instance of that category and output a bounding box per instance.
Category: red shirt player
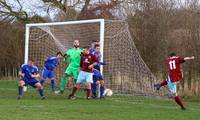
[68,46,99,100]
[154,53,194,110]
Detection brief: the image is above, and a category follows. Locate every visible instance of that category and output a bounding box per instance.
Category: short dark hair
[56,51,63,56]
[82,45,90,49]
[94,44,100,48]
[169,53,176,57]
[92,40,99,43]
[28,57,35,62]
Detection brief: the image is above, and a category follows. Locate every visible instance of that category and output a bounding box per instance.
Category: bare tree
[0,0,29,22]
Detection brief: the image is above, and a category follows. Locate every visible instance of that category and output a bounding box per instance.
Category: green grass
[0,80,200,120]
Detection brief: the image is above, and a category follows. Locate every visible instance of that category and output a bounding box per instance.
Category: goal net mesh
[27,20,166,99]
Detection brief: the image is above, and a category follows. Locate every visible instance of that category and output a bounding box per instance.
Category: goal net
[25,19,165,99]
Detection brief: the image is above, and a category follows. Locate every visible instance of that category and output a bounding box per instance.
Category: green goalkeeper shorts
[65,66,79,79]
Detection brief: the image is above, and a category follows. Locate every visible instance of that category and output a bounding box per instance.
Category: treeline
[0,0,200,95]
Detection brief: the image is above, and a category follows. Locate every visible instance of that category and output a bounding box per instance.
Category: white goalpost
[25,19,105,74]
[25,19,164,98]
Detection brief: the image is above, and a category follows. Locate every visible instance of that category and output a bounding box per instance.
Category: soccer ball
[103,89,113,97]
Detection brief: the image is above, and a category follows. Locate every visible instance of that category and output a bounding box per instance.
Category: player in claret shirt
[154,53,194,110]
[68,46,99,100]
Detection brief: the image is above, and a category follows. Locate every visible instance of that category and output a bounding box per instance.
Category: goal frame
[25,19,105,73]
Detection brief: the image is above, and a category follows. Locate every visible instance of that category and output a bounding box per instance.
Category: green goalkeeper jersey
[64,48,82,68]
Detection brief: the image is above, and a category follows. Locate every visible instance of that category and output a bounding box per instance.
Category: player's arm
[18,65,25,77]
[63,50,70,62]
[18,71,25,77]
[184,56,195,61]
[31,67,40,79]
[88,55,99,69]
[31,74,40,79]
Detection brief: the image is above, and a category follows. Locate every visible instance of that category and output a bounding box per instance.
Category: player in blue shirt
[90,43,105,98]
[18,58,45,100]
[40,52,63,92]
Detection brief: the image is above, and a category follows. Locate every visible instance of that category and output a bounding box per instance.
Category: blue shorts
[93,69,104,83]
[20,77,39,88]
[42,67,55,79]
[77,71,93,84]
[166,76,177,94]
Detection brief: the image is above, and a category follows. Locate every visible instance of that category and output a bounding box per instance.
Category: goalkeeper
[55,40,82,94]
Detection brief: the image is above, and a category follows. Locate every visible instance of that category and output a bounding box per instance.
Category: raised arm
[184,56,195,61]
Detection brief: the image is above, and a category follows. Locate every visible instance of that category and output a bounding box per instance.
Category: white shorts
[167,76,177,94]
[77,70,93,84]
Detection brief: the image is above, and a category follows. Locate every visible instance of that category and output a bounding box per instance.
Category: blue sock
[100,85,105,97]
[91,83,96,95]
[18,86,23,96]
[38,89,44,97]
[50,79,55,92]
[40,79,45,85]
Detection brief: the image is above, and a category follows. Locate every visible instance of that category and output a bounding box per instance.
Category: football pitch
[0,80,199,120]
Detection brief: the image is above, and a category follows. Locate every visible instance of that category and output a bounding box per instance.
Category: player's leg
[68,83,81,99]
[91,79,97,98]
[58,67,72,94]
[17,79,26,99]
[66,77,73,93]
[91,70,99,98]
[85,82,92,99]
[49,71,55,93]
[154,80,167,90]
[68,71,84,99]
[72,68,79,96]
[85,72,93,99]
[93,70,104,98]
[34,81,46,100]
[97,72,105,98]
[100,80,105,98]
[40,68,48,86]
[72,67,79,85]
[168,81,185,110]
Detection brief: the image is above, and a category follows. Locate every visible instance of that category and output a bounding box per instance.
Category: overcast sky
[6,0,57,18]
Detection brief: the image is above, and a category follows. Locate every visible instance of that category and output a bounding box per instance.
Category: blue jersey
[44,56,59,70]
[90,48,104,71]
[20,64,39,79]
[89,48,96,55]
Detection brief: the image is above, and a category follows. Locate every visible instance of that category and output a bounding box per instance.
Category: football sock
[50,79,55,92]
[97,84,100,98]
[38,89,44,97]
[18,86,23,96]
[73,79,77,96]
[175,96,184,108]
[60,74,69,91]
[70,87,78,96]
[40,79,45,85]
[86,89,91,98]
[100,85,105,97]
[91,83,97,95]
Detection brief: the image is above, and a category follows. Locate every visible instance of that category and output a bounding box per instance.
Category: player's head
[56,51,63,58]
[169,53,176,57]
[28,58,34,66]
[91,40,99,48]
[82,46,90,55]
[73,40,80,48]
[94,44,100,52]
